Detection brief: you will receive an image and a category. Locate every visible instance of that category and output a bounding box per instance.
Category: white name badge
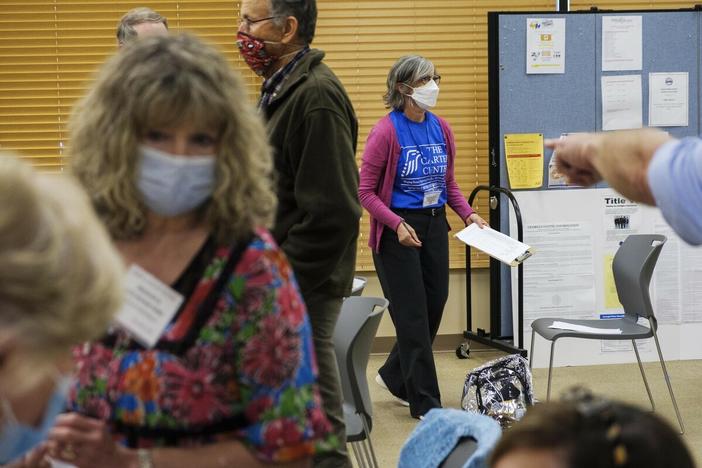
[113,264,184,348]
[423,191,441,207]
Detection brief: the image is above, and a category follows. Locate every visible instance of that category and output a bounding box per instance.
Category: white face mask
[409,79,440,110]
[137,145,216,217]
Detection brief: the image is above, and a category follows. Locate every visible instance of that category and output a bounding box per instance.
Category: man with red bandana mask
[237,1,360,467]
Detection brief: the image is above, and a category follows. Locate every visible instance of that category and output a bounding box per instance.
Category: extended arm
[546,128,673,204]
[547,129,702,245]
[358,122,403,231]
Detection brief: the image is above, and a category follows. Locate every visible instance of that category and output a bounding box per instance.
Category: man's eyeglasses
[238,15,279,28]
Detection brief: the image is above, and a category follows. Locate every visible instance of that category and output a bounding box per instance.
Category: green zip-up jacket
[263,48,361,299]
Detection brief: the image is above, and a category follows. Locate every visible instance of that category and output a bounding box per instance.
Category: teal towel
[398,408,502,468]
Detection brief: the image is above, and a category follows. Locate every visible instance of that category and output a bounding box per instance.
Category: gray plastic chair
[530,234,684,433]
[333,296,388,468]
[351,276,368,296]
[439,437,478,468]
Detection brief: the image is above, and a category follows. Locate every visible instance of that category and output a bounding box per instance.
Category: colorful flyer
[504,133,544,189]
[526,18,566,74]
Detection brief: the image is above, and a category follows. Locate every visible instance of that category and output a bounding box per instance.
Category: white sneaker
[419,415,425,421]
[375,374,410,407]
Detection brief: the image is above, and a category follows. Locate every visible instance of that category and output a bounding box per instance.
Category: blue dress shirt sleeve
[647,137,702,245]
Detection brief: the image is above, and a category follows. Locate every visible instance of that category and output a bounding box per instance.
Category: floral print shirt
[69,229,332,463]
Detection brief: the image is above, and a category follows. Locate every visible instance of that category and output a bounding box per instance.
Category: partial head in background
[116,7,168,47]
[384,55,440,112]
[69,33,275,244]
[0,154,123,462]
[490,388,695,468]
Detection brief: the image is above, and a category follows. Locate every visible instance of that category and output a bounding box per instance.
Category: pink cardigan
[358,113,474,253]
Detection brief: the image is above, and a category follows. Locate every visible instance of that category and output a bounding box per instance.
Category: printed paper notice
[504,133,544,189]
[649,72,689,127]
[522,222,596,331]
[651,219,682,324]
[602,75,642,131]
[680,241,702,323]
[602,16,642,71]
[601,338,652,353]
[526,18,565,74]
[603,194,642,246]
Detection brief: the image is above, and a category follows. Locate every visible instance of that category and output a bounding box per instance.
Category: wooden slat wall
[0,1,243,171]
[0,0,558,271]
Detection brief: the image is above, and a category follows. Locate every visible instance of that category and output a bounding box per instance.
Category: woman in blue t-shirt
[358,55,488,419]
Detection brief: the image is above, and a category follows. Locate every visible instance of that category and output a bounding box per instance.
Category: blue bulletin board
[487,8,701,346]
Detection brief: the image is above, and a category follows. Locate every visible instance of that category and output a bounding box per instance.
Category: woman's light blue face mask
[137,145,217,217]
[0,376,72,464]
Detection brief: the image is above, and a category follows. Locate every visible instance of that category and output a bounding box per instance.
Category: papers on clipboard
[454,224,534,267]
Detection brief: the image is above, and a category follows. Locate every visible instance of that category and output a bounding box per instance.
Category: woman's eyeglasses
[417,74,441,86]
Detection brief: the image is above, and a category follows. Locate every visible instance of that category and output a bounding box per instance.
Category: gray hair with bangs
[383,55,435,110]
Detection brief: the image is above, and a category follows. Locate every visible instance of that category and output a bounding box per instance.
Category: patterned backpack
[461,354,534,428]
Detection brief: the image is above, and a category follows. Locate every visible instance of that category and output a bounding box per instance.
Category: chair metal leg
[529,329,535,369]
[652,329,685,434]
[360,415,379,468]
[546,340,555,401]
[350,442,364,468]
[363,439,377,468]
[359,438,372,468]
[353,423,372,468]
[632,339,655,411]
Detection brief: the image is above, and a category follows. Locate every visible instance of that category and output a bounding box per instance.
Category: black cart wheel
[455,342,470,359]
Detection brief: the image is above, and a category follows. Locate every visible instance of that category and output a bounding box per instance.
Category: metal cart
[456,185,528,359]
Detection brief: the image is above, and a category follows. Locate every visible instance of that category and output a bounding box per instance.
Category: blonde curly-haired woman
[41,34,329,468]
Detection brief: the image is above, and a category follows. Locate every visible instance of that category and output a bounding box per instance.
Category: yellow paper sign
[604,254,622,309]
[504,133,544,189]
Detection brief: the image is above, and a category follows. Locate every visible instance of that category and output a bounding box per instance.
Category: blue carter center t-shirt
[389,110,448,209]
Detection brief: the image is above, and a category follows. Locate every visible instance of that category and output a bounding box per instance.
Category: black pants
[373,209,449,418]
[305,292,351,468]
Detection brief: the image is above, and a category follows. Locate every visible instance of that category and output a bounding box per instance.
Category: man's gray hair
[116,7,168,45]
[269,0,317,45]
[383,55,434,110]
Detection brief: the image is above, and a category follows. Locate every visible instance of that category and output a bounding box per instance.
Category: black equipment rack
[456,185,528,358]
